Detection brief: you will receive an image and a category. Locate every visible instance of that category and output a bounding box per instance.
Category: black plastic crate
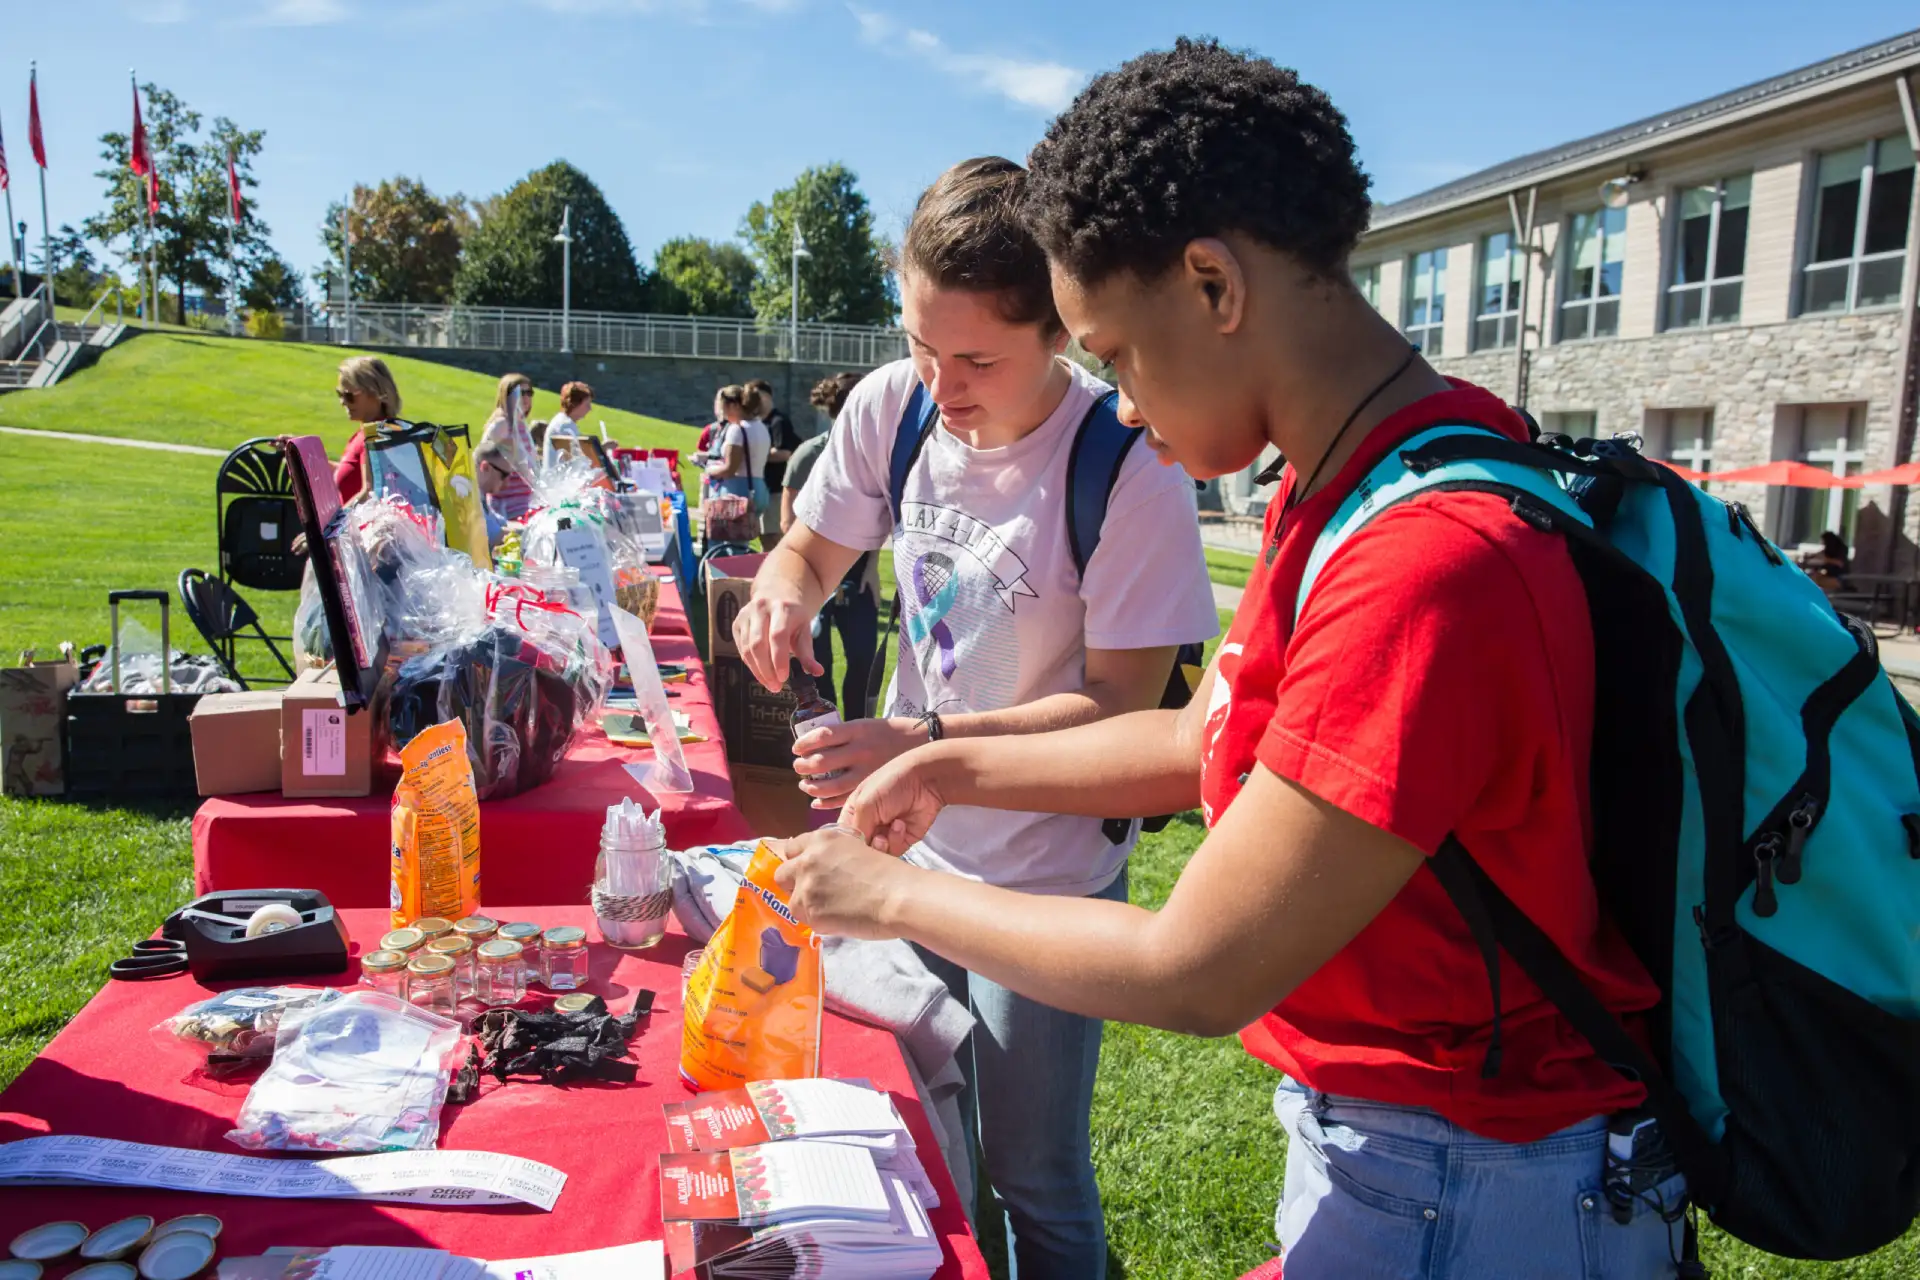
[63,590,204,802]
[64,691,201,800]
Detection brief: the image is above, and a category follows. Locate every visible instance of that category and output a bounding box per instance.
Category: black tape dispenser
[160,889,351,982]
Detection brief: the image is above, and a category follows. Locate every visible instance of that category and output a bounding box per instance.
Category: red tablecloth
[193,577,752,907]
[0,907,987,1279]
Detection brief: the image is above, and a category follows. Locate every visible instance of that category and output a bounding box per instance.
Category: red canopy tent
[1850,462,1920,486]
[1705,460,1860,488]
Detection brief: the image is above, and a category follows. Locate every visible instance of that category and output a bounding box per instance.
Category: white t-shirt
[542,409,581,467]
[724,418,772,481]
[796,357,1218,895]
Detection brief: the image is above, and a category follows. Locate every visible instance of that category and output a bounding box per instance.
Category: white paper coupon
[0,1136,566,1211]
[303,708,347,777]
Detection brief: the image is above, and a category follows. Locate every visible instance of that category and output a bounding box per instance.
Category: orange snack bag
[681,843,822,1090]
[389,719,483,929]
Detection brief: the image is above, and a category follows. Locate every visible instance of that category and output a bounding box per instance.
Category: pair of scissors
[109,938,188,980]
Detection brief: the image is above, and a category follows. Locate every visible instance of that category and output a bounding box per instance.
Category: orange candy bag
[389,719,483,929]
[681,843,822,1090]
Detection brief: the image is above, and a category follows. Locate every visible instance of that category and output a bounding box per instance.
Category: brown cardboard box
[706,553,803,783]
[281,666,374,797]
[189,690,285,796]
[0,650,80,796]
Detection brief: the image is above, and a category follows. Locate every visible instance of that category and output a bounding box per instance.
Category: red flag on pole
[130,85,151,178]
[0,113,10,192]
[228,151,242,224]
[28,70,47,168]
[147,170,160,216]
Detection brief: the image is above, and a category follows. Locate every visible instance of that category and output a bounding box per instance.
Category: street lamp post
[789,223,810,359]
[554,204,574,355]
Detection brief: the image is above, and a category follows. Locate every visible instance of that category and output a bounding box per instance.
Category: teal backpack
[1297,424,1920,1261]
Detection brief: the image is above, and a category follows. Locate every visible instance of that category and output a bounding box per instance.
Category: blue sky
[8,1,1917,291]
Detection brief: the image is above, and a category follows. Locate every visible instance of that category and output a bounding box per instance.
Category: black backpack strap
[1427,841,1505,1080]
[1429,837,1729,1213]
[1064,391,1140,579]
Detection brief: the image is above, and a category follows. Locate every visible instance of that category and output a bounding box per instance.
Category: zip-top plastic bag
[681,843,821,1091]
[228,989,464,1153]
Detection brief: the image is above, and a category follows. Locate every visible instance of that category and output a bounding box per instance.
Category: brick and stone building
[1218,29,1920,570]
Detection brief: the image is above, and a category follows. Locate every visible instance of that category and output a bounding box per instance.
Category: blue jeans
[914,871,1124,1280]
[1274,1078,1688,1279]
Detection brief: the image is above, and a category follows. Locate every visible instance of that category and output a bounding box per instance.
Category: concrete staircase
[3,319,128,391]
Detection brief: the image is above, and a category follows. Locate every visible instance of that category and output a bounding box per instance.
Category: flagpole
[1,107,19,302]
[31,63,52,314]
[227,165,238,337]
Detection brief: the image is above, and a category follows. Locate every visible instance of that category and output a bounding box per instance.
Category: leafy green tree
[649,236,757,317]
[32,224,112,306]
[83,83,274,325]
[741,163,894,327]
[453,160,646,311]
[245,251,305,311]
[318,177,466,304]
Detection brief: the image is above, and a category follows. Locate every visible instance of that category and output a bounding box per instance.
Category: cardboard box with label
[0,650,80,797]
[706,553,803,784]
[189,690,285,796]
[281,666,375,798]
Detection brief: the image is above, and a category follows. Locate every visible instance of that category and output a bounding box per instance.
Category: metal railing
[280,300,908,367]
[5,283,54,370]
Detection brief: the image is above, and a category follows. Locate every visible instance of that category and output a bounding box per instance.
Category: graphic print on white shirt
[795,357,1220,894]
[896,500,1039,714]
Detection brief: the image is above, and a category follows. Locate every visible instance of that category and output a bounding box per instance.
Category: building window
[1560,207,1626,341]
[1644,408,1715,483]
[1543,410,1597,437]
[1353,263,1380,309]
[1774,404,1867,547]
[1474,232,1524,350]
[1803,134,1915,314]
[1404,249,1447,355]
[1667,176,1750,329]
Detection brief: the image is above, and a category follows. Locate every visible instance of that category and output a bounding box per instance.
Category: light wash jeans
[914,871,1125,1280]
[1274,1077,1689,1279]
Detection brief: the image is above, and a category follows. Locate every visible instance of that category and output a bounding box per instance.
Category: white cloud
[849,5,1083,114]
[256,0,350,23]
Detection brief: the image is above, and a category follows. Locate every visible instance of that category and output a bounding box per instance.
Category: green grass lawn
[2,330,702,490]
[1,342,1915,1278]
[1205,546,1257,591]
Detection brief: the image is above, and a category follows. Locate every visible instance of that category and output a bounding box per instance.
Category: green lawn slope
[1,330,700,474]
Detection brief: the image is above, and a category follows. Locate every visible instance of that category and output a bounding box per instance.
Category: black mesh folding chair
[179,569,295,689]
[175,438,303,687]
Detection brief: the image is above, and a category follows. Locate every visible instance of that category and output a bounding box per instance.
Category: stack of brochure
[662,1143,941,1278]
[663,1077,941,1210]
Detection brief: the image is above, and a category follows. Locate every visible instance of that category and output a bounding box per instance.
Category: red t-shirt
[335,431,367,503]
[1202,381,1659,1142]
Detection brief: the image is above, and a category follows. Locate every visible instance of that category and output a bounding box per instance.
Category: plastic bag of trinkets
[154,986,346,1067]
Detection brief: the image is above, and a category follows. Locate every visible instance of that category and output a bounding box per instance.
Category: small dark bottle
[788,661,848,789]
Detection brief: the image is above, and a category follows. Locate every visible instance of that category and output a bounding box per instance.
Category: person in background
[473,440,515,548]
[708,385,772,527]
[749,377,804,551]
[732,155,1217,1277]
[784,372,874,714]
[542,381,594,465]
[1805,530,1852,595]
[333,355,402,502]
[479,372,538,523]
